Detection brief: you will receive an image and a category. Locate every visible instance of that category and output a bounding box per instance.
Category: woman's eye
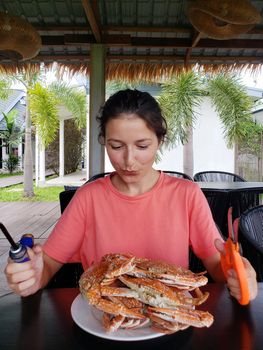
[137,145,148,149]
[111,145,122,150]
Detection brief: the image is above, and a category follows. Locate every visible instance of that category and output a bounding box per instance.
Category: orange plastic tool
[220,207,250,305]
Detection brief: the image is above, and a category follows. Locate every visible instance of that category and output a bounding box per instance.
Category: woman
[5,89,257,301]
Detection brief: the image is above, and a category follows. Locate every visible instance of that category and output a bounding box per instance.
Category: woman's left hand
[214,238,258,302]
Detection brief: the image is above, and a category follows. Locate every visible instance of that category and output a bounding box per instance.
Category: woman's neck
[111,169,160,196]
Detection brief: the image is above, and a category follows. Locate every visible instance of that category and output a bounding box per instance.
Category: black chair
[47,188,84,288]
[59,189,77,214]
[87,172,111,182]
[238,205,263,282]
[163,170,193,181]
[64,185,80,191]
[193,170,258,237]
[193,170,246,182]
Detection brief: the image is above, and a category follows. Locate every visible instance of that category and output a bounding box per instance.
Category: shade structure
[0,11,41,61]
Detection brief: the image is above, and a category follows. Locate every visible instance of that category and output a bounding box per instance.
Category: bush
[4,154,20,174]
[46,119,83,175]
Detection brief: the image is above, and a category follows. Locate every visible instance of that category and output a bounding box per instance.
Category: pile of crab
[79,253,214,334]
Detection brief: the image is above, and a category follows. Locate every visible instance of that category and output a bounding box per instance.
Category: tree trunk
[23,94,34,197]
[234,142,239,175]
[183,125,194,178]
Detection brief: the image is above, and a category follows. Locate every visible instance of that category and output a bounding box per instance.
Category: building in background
[0,89,26,170]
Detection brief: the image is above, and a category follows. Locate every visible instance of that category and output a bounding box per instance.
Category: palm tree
[4,69,87,196]
[158,70,254,177]
[11,69,40,197]
[29,80,87,182]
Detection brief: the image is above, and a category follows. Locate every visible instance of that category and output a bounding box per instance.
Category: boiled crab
[79,253,214,334]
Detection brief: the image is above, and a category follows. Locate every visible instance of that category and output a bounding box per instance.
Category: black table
[0,284,262,350]
[198,181,263,193]
[198,182,263,236]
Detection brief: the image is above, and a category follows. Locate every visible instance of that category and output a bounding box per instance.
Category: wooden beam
[104,25,263,36]
[185,31,203,67]
[104,25,192,34]
[81,0,102,42]
[34,24,263,36]
[40,33,263,50]
[35,25,91,32]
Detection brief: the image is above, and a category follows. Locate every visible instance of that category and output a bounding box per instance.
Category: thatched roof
[0,1,263,82]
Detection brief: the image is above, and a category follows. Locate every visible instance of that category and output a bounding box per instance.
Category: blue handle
[9,244,30,263]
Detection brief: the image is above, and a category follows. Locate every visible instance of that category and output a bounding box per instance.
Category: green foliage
[238,121,263,157]
[0,171,23,178]
[158,70,255,149]
[29,83,59,147]
[0,183,64,201]
[0,79,11,99]
[49,82,87,129]
[46,119,83,175]
[158,71,204,146]
[207,74,253,147]
[0,110,24,152]
[3,154,20,174]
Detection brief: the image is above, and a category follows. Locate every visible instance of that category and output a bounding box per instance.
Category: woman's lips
[122,170,138,176]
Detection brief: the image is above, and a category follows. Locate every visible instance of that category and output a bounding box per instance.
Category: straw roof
[0,0,263,82]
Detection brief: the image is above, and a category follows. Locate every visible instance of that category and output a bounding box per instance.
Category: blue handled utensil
[0,222,32,263]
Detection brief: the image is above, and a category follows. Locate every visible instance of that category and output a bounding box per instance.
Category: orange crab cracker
[220,207,250,306]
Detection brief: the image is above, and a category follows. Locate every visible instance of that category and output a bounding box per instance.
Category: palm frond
[158,70,203,147]
[49,82,87,129]
[29,83,59,147]
[208,73,253,146]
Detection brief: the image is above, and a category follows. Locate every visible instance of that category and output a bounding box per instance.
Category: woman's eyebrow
[107,138,123,142]
[136,138,152,143]
[107,138,152,143]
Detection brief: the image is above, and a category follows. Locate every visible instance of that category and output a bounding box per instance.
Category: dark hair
[96,89,167,144]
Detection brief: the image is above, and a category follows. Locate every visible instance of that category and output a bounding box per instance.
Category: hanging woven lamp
[188,0,261,40]
[0,11,41,61]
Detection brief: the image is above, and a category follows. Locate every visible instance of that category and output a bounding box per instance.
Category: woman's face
[105,114,160,182]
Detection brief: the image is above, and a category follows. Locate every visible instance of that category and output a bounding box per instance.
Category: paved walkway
[0,169,87,188]
[0,169,55,188]
[0,174,26,188]
[0,202,61,297]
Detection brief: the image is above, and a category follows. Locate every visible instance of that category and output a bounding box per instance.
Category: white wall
[193,97,234,173]
[105,97,235,175]
[254,110,263,124]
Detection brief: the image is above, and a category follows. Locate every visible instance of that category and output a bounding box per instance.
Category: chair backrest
[87,172,111,183]
[59,189,77,214]
[54,172,112,288]
[60,172,111,213]
[193,171,246,182]
[239,205,263,281]
[163,170,193,181]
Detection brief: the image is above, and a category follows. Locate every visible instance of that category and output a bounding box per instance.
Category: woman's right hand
[4,244,44,297]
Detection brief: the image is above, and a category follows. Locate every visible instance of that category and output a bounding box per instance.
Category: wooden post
[89,44,106,178]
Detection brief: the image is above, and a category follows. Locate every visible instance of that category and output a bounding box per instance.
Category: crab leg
[147,306,214,328]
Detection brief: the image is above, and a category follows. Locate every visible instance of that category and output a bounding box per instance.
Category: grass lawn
[0,172,23,178]
[0,183,64,201]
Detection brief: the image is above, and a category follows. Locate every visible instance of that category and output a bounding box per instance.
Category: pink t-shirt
[43,172,222,270]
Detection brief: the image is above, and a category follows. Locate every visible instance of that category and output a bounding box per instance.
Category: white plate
[71,294,165,341]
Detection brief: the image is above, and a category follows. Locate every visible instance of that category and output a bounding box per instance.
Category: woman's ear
[158,139,164,149]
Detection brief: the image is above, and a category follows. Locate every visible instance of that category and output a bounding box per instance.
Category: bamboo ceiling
[0,0,263,82]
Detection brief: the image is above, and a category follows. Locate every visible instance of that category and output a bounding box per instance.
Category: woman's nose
[124,148,135,169]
